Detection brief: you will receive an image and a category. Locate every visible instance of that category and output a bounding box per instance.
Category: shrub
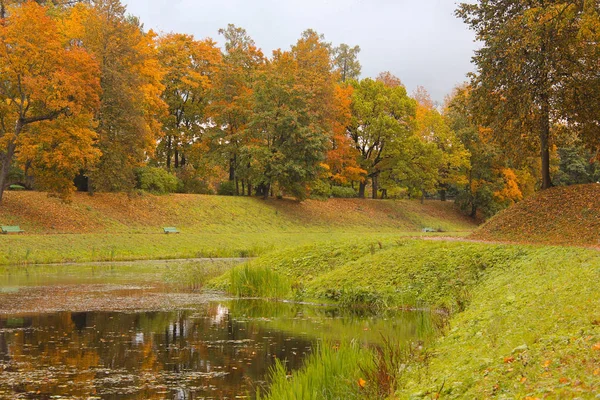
[217,180,236,196]
[309,179,332,200]
[331,186,357,198]
[134,167,180,194]
[177,166,213,194]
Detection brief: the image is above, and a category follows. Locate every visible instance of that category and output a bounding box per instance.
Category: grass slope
[212,240,600,399]
[0,192,475,265]
[471,183,600,247]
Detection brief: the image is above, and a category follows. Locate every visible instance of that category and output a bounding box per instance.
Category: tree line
[0,0,598,219]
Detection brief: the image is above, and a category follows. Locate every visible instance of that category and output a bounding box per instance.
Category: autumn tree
[247,30,337,200]
[209,24,264,195]
[446,85,534,218]
[157,33,221,170]
[457,0,600,189]
[348,78,416,198]
[376,71,403,88]
[71,0,165,192]
[332,43,361,82]
[413,87,469,201]
[0,1,100,201]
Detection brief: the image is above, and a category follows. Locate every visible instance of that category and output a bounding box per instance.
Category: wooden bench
[163,227,180,234]
[421,227,436,233]
[1,226,24,234]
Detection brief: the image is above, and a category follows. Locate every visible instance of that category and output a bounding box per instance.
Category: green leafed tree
[348,77,416,199]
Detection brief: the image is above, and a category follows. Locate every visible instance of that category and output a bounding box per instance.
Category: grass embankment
[471,183,600,247]
[0,191,475,265]
[210,240,600,398]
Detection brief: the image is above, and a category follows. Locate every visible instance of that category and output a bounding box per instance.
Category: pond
[0,260,436,399]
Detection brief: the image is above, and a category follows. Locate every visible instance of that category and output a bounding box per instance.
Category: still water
[0,260,435,399]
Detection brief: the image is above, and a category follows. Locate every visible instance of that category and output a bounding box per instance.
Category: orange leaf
[358,378,366,389]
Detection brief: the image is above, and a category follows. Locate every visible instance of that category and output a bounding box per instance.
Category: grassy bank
[211,240,600,398]
[0,191,474,265]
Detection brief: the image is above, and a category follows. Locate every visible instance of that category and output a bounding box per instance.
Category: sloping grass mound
[0,191,475,234]
[216,241,600,399]
[471,184,600,246]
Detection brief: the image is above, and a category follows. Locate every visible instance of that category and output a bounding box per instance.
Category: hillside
[471,184,600,246]
[0,191,474,234]
[0,191,475,265]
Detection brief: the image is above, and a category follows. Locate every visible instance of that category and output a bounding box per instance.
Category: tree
[446,85,533,218]
[413,87,469,201]
[457,0,600,190]
[0,1,100,201]
[157,33,221,170]
[348,78,416,198]
[72,0,166,192]
[332,43,361,82]
[209,24,264,195]
[376,71,403,88]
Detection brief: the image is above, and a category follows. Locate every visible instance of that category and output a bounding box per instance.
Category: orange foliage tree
[0,1,100,201]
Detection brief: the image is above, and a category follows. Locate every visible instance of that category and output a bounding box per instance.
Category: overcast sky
[121,0,478,103]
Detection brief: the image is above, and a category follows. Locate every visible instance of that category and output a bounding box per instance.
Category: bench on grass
[421,227,436,233]
[1,226,24,234]
[163,227,180,234]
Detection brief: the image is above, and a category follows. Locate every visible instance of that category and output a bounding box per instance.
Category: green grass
[0,231,469,266]
[214,240,600,399]
[0,191,475,265]
[258,342,373,400]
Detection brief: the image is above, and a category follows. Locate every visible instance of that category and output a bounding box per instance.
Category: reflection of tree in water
[0,303,314,399]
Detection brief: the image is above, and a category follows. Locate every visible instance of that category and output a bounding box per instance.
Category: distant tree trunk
[174,149,179,169]
[264,183,271,200]
[248,182,252,197]
[235,178,239,196]
[166,135,172,169]
[358,181,366,198]
[540,94,553,190]
[470,203,477,219]
[0,142,16,202]
[241,180,245,196]
[421,191,425,204]
[180,153,186,167]
[229,155,236,181]
[371,174,379,199]
[440,189,447,202]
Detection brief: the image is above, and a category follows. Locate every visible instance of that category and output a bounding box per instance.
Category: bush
[176,166,213,194]
[134,167,180,194]
[309,179,332,200]
[331,186,357,198]
[386,187,408,199]
[217,181,236,196]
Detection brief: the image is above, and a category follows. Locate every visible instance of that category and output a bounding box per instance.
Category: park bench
[421,227,436,233]
[1,226,24,234]
[163,227,180,234]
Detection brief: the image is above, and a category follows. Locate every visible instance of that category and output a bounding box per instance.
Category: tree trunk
[180,153,186,167]
[540,95,553,190]
[248,182,252,197]
[241,180,245,197]
[235,178,239,196]
[440,189,447,202]
[229,156,236,181]
[174,149,179,169]
[0,142,16,202]
[470,203,477,219]
[166,135,172,169]
[371,174,379,199]
[358,181,366,198]
[263,183,270,200]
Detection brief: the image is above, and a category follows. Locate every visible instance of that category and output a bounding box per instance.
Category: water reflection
[0,261,436,399]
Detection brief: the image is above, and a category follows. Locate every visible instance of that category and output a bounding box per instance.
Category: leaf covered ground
[471,183,600,247]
